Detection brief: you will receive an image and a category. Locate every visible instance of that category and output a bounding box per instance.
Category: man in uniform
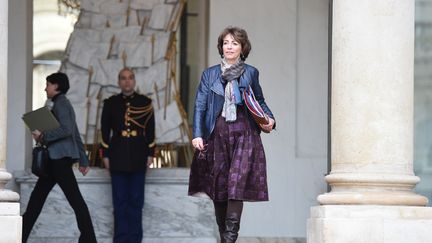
[100,67,155,243]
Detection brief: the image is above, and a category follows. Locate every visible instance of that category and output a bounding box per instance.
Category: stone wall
[16,168,217,243]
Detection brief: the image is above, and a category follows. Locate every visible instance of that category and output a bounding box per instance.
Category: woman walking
[188,26,275,243]
[22,72,97,243]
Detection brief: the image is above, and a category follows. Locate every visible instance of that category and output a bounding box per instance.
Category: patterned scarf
[221,58,244,122]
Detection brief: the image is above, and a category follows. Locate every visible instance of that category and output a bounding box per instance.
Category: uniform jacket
[193,63,275,140]
[100,92,155,172]
[42,94,89,167]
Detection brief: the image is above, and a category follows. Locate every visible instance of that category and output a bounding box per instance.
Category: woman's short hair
[217,26,252,61]
[46,72,70,94]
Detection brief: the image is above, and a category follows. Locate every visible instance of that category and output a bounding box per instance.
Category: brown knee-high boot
[223,200,243,243]
[213,201,228,243]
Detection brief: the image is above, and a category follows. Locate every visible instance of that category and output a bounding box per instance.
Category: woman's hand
[192,137,205,151]
[260,117,275,133]
[32,130,42,141]
[79,166,90,176]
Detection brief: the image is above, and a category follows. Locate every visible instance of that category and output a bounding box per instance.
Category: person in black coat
[100,67,155,243]
[22,72,97,243]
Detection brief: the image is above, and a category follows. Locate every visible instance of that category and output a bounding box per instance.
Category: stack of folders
[22,106,60,132]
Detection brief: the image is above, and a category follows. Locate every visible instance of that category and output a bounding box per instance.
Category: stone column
[0,0,22,242]
[308,1,432,242]
[318,0,427,206]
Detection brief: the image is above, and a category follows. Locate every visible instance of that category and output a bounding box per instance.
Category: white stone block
[80,0,104,13]
[307,205,432,243]
[0,202,20,215]
[90,13,107,29]
[99,1,128,15]
[130,0,164,10]
[0,203,22,243]
[155,101,183,139]
[148,4,174,30]
[119,40,153,68]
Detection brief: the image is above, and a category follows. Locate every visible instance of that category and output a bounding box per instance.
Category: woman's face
[45,81,59,99]
[222,34,242,64]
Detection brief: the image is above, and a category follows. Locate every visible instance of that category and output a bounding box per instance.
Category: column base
[307,205,432,243]
[0,170,20,201]
[318,173,428,206]
[318,191,428,206]
[0,203,22,243]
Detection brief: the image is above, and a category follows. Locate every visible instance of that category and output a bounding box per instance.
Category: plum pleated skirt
[188,107,268,202]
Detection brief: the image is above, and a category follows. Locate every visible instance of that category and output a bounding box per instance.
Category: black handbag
[32,144,49,177]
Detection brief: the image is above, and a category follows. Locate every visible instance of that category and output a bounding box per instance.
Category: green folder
[22,106,60,132]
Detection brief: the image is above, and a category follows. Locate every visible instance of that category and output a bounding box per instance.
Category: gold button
[127,123,130,126]
[127,129,130,132]
[126,102,130,106]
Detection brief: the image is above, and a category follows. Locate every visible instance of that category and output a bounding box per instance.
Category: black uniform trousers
[111,171,146,243]
[22,157,97,243]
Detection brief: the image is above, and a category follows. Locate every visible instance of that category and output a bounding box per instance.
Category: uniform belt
[120,130,138,138]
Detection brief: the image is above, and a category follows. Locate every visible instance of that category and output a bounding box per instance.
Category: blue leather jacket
[193,63,275,139]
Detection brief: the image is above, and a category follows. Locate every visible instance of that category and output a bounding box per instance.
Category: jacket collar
[210,66,250,96]
[52,93,66,102]
[210,68,224,96]
[122,92,136,99]
[238,69,250,88]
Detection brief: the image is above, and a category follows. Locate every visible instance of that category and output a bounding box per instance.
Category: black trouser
[22,157,97,243]
[110,171,146,243]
